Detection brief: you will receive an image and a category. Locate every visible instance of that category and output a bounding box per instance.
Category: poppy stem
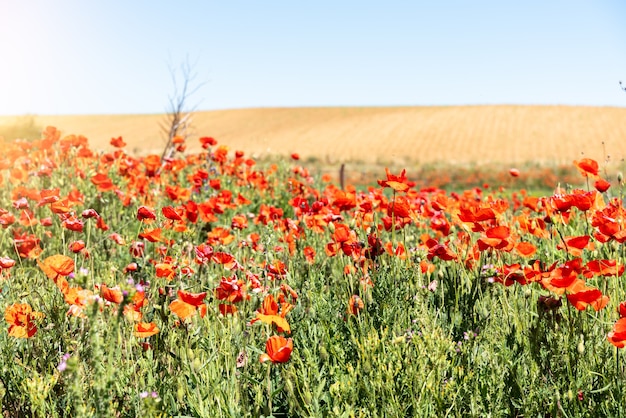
[266,362,273,415]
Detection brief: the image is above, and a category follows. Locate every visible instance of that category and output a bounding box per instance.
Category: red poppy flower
[110,136,127,148]
[199,136,217,149]
[259,335,293,363]
[608,318,626,348]
[377,168,413,193]
[595,178,611,192]
[574,158,599,178]
[137,206,157,221]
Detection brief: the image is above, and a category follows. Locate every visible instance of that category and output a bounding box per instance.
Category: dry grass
[1,105,626,167]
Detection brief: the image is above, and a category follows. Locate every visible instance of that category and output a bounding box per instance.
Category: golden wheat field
[1,105,626,166]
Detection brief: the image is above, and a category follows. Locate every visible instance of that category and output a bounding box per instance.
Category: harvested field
[1,105,626,166]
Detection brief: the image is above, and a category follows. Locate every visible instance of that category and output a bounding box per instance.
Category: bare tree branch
[158,57,205,173]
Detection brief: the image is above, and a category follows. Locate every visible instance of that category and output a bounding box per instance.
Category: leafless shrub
[158,58,205,172]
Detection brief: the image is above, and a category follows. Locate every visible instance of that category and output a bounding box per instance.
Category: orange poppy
[219,304,238,316]
[5,303,44,338]
[347,295,364,315]
[90,173,117,192]
[138,228,163,243]
[573,158,599,178]
[37,254,74,293]
[134,322,159,338]
[607,318,626,348]
[100,284,124,304]
[169,290,207,320]
[259,335,293,363]
[377,168,413,193]
[252,294,293,333]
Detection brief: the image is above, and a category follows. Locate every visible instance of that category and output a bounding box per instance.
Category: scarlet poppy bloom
[68,240,86,253]
[211,252,241,270]
[155,263,177,281]
[252,294,293,333]
[90,173,117,192]
[259,335,293,363]
[81,208,99,219]
[377,168,413,193]
[231,214,248,230]
[607,318,626,348]
[509,168,520,177]
[137,206,157,221]
[63,216,84,233]
[199,136,217,149]
[595,178,611,193]
[584,259,624,278]
[567,286,608,311]
[303,246,316,264]
[161,206,183,221]
[110,136,127,148]
[515,242,536,257]
[215,276,247,303]
[574,158,599,178]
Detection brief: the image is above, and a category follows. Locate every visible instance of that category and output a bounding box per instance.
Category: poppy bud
[319,346,329,362]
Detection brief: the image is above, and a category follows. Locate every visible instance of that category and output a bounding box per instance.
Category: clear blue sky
[1,1,625,115]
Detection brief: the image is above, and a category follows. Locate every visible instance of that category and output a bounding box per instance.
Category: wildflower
[169,290,207,320]
[110,136,126,148]
[137,206,157,221]
[377,168,413,193]
[347,295,364,316]
[573,158,599,178]
[57,353,71,372]
[134,322,159,338]
[595,178,611,192]
[260,335,293,363]
[252,294,292,333]
[5,303,44,338]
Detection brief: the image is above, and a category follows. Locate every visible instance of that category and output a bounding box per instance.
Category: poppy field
[1,126,626,417]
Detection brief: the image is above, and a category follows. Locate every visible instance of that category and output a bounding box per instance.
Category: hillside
[1,105,626,166]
